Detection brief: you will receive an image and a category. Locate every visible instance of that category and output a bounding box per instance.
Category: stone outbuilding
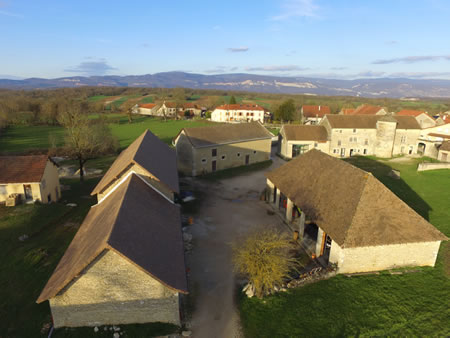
[277,125,329,159]
[37,174,187,327]
[265,150,447,274]
[438,141,450,162]
[0,155,60,205]
[301,105,330,125]
[396,109,436,128]
[174,122,272,176]
[91,129,179,202]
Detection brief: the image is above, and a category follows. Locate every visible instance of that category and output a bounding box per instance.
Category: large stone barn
[266,150,447,274]
[37,174,187,327]
[174,122,272,176]
[0,155,60,205]
[91,129,179,202]
[278,125,329,159]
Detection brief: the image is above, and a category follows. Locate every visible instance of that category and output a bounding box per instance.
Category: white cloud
[245,65,309,72]
[372,55,450,64]
[271,0,319,21]
[64,59,117,76]
[228,47,249,52]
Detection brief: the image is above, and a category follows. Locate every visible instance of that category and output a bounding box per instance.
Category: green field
[239,157,450,337]
[87,95,111,102]
[139,96,154,103]
[0,116,212,153]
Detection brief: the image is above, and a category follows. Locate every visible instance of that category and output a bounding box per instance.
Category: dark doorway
[23,185,32,200]
[418,142,426,155]
[350,149,354,156]
[212,160,217,172]
[245,155,250,165]
[273,187,277,203]
[340,148,346,157]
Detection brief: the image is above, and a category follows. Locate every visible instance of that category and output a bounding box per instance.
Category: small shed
[0,155,60,204]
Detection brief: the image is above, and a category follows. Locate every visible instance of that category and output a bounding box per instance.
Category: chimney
[319,106,321,111]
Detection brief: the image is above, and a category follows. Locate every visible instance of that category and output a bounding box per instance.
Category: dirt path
[184,150,286,338]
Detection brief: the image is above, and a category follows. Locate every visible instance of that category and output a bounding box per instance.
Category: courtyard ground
[182,148,289,338]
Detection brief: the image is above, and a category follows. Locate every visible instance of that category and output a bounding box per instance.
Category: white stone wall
[392,129,421,155]
[330,241,442,274]
[438,150,450,162]
[211,109,265,123]
[50,250,180,328]
[328,128,377,157]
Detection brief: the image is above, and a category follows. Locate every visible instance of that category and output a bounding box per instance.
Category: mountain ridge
[1,71,450,98]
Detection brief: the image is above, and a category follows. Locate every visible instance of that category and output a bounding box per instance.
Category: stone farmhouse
[37,130,187,328]
[0,155,60,205]
[396,109,436,128]
[342,104,388,115]
[301,105,330,125]
[278,115,421,159]
[174,122,272,176]
[266,150,448,274]
[156,102,178,117]
[417,121,450,158]
[134,103,159,116]
[91,129,179,202]
[211,104,266,123]
[278,125,329,159]
[438,141,450,162]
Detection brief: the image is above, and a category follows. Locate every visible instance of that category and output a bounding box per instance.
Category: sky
[1,0,450,80]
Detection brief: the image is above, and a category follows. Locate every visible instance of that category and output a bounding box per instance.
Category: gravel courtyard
[182,150,288,338]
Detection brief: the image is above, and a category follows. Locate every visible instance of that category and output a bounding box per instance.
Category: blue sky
[1,0,450,79]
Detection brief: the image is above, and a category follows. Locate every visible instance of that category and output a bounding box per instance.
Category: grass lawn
[239,156,450,337]
[0,177,180,337]
[0,117,212,154]
[139,96,154,103]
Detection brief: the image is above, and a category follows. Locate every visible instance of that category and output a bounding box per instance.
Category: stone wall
[175,132,195,176]
[189,138,271,176]
[417,162,450,171]
[374,120,397,158]
[330,241,441,274]
[50,250,180,328]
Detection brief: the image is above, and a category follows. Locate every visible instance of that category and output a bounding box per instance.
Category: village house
[301,105,331,125]
[342,104,388,115]
[37,174,187,327]
[265,150,447,274]
[417,122,450,158]
[181,102,202,116]
[133,103,159,116]
[0,155,60,205]
[278,125,329,159]
[396,109,436,128]
[91,129,179,202]
[438,141,450,162]
[211,104,266,123]
[320,114,421,158]
[174,122,272,176]
[156,102,178,117]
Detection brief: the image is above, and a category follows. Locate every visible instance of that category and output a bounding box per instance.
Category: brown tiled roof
[37,174,187,303]
[396,109,427,117]
[164,102,177,108]
[351,104,385,115]
[440,141,450,151]
[428,133,450,139]
[215,104,265,111]
[266,150,447,248]
[323,114,421,129]
[282,125,328,142]
[342,108,355,115]
[179,122,272,148]
[302,105,331,118]
[182,102,199,109]
[139,103,156,109]
[0,155,53,184]
[91,130,179,195]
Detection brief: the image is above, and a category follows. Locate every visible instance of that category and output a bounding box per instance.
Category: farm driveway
[184,150,287,338]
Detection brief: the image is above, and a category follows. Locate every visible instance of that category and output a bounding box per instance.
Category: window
[0,185,6,195]
[201,158,207,164]
[237,152,241,157]
[333,149,338,154]
[292,144,309,157]
[338,140,342,146]
[349,137,353,142]
[353,129,356,133]
[253,150,257,154]
[354,137,357,143]
[212,148,217,157]
[364,139,368,145]
[314,143,318,148]
[221,155,226,160]
[339,130,343,133]
[41,179,46,189]
[401,136,407,143]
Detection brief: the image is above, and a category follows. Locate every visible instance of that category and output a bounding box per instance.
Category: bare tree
[58,103,118,181]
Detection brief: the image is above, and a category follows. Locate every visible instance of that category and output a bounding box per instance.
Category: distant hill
[1,72,450,98]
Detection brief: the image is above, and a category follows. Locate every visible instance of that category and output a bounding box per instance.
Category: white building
[211,104,266,123]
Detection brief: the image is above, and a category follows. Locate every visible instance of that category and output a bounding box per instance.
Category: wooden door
[212,160,217,172]
[245,155,250,165]
[23,185,32,200]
